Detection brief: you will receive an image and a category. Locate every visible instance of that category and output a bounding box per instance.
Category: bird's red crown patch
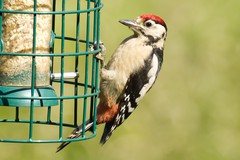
[140,14,165,25]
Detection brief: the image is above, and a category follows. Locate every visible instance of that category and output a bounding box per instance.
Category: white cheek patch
[154,25,166,39]
[135,54,159,102]
[145,24,166,41]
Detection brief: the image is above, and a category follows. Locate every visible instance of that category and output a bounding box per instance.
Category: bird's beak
[119,20,142,31]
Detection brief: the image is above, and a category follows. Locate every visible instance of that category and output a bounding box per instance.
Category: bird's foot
[90,41,106,68]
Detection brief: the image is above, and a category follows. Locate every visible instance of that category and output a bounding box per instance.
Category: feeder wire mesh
[0,0,103,143]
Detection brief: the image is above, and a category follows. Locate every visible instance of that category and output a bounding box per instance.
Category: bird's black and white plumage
[57,14,167,152]
[100,46,164,144]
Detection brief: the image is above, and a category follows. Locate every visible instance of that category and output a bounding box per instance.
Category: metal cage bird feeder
[0,0,103,143]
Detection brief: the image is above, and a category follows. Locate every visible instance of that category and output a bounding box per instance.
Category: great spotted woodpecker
[56,14,167,152]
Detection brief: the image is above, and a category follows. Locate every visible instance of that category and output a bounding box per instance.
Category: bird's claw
[90,41,106,68]
[96,42,106,61]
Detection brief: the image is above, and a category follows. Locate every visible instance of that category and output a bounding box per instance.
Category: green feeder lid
[0,86,58,107]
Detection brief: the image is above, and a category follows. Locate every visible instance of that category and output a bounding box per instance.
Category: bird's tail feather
[56,119,94,152]
[99,120,115,145]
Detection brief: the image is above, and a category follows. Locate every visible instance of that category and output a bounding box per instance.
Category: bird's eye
[144,21,153,27]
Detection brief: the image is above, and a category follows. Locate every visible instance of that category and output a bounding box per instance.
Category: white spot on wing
[127,101,135,113]
[124,94,135,113]
[136,54,159,102]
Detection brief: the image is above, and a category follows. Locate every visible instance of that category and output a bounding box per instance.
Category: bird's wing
[100,51,163,144]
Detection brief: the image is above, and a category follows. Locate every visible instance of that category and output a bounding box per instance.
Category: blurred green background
[1,0,240,159]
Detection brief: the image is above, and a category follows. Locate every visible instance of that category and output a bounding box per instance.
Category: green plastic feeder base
[0,86,58,107]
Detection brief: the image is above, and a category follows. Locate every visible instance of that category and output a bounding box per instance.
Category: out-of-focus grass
[1,0,240,160]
